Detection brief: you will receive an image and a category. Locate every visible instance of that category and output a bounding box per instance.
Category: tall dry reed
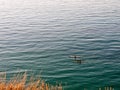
[0,72,114,90]
[0,72,62,90]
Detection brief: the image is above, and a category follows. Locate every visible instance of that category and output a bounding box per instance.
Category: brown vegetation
[0,72,114,90]
[0,72,62,90]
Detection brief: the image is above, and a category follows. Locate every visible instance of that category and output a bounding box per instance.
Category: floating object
[69,55,83,64]
[70,55,81,58]
[69,55,80,60]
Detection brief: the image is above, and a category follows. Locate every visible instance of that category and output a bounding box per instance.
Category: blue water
[0,0,120,89]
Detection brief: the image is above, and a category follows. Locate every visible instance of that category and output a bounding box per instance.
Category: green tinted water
[0,0,120,89]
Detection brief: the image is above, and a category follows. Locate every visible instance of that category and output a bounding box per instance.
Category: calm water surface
[0,0,120,89]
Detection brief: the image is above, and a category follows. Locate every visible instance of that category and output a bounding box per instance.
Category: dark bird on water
[69,55,83,64]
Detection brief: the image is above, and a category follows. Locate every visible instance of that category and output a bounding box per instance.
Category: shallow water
[0,0,120,89]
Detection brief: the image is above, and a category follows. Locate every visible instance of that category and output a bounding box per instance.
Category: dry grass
[98,87,114,90]
[0,72,115,90]
[0,72,62,90]
[84,86,114,90]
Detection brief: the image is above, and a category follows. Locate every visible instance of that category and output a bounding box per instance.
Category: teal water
[0,0,120,89]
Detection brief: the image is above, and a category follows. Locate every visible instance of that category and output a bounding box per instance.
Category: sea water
[0,0,120,89]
